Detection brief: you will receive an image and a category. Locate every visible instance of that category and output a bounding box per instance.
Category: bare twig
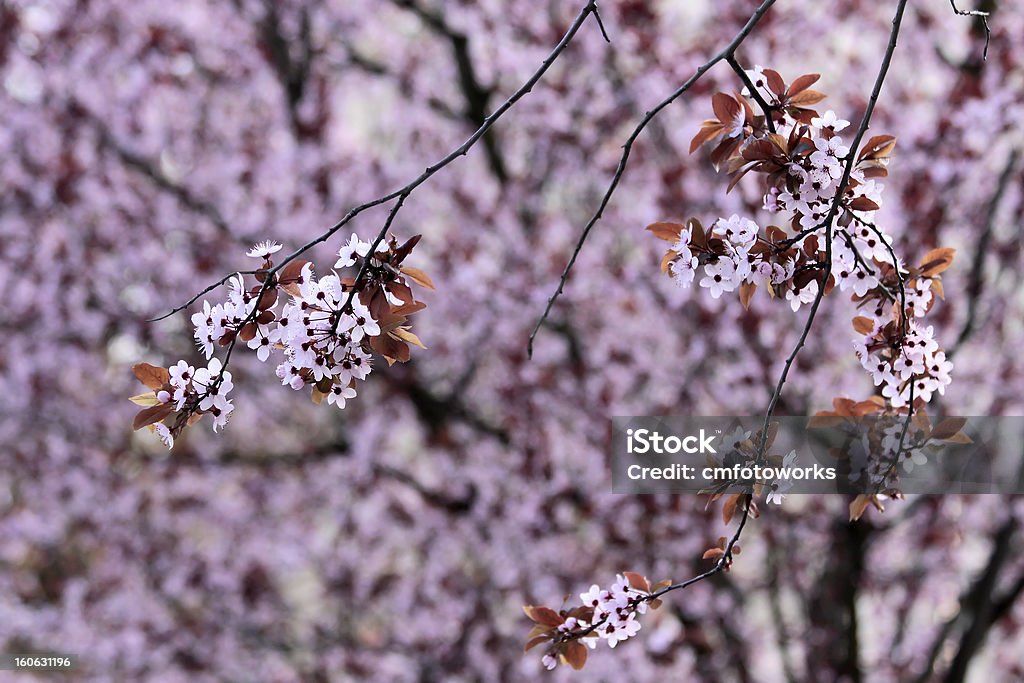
[949,0,991,61]
[158,1,606,323]
[727,55,776,133]
[528,0,778,357]
[585,0,913,623]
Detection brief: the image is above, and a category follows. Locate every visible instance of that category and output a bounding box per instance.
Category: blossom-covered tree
[2,0,1023,680]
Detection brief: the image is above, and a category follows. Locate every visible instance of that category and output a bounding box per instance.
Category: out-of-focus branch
[390,0,508,182]
[255,0,314,135]
[951,148,1019,354]
[75,102,234,239]
[912,515,1019,683]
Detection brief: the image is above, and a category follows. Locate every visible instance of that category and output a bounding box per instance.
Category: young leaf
[400,266,435,290]
[132,403,174,431]
[132,362,170,390]
[646,221,686,243]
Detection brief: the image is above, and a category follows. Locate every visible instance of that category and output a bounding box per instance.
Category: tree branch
[527,0,778,357]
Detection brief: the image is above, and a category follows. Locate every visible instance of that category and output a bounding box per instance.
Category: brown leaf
[689,122,725,154]
[849,494,871,522]
[788,90,826,106]
[128,392,162,407]
[919,247,956,277]
[739,282,756,310]
[522,605,564,628]
[722,494,739,525]
[943,432,974,444]
[807,414,846,429]
[849,196,881,212]
[623,571,651,593]
[399,266,435,290]
[787,73,821,97]
[712,92,741,124]
[702,547,726,560]
[239,322,257,343]
[763,68,786,97]
[392,327,426,349]
[932,417,968,440]
[660,250,677,275]
[646,221,686,243]
[858,135,897,161]
[524,635,551,653]
[278,259,312,296]
[852,316,876,336]
[132,362,170,390]
[132,403,173,431]
[565,641,588,670]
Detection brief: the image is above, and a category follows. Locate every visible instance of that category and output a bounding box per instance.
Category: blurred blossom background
[2,0,1024,680]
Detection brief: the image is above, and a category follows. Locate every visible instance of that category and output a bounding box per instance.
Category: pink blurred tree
[2,0,1023,680]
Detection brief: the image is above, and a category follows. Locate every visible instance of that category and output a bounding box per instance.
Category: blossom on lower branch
[131,233,433,447]
[525,573,670,671]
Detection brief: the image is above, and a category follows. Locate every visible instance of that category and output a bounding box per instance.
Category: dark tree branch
[391,0,509,182]
[949,0,991,60]
[76,103,234,239]
[727,55,776,133]
[556,0,913,635]
[911,515,1019,683]
[156,1,611,390]
[528,0,779,357]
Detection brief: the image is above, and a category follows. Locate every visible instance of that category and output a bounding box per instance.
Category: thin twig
[528,0,778,357]
[157,1,606,325]
[640,0,912,615]
[949,0,991,61]
[727,55,776,133]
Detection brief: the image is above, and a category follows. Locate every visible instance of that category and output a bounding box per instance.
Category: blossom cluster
[131,235,432,447]
[809,400,972,510]
[525,573,666,672]
[653,67,956,423]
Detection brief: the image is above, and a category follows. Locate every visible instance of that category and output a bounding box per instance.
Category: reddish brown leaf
[399,266,435,290]
[623,571,651,593]
[711,92,741,124]
[524,635,551,652]
[646,221,686,243]
[132,403,173,431]
[132,362,170,390]
[522,605,564,628]
[849,196,881,212]
[932,417,968,440]
[763,68,786,97]
[690,122,726,154]
[565,641,588,670]
[787,73,820,98]
[852,316,876,335]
